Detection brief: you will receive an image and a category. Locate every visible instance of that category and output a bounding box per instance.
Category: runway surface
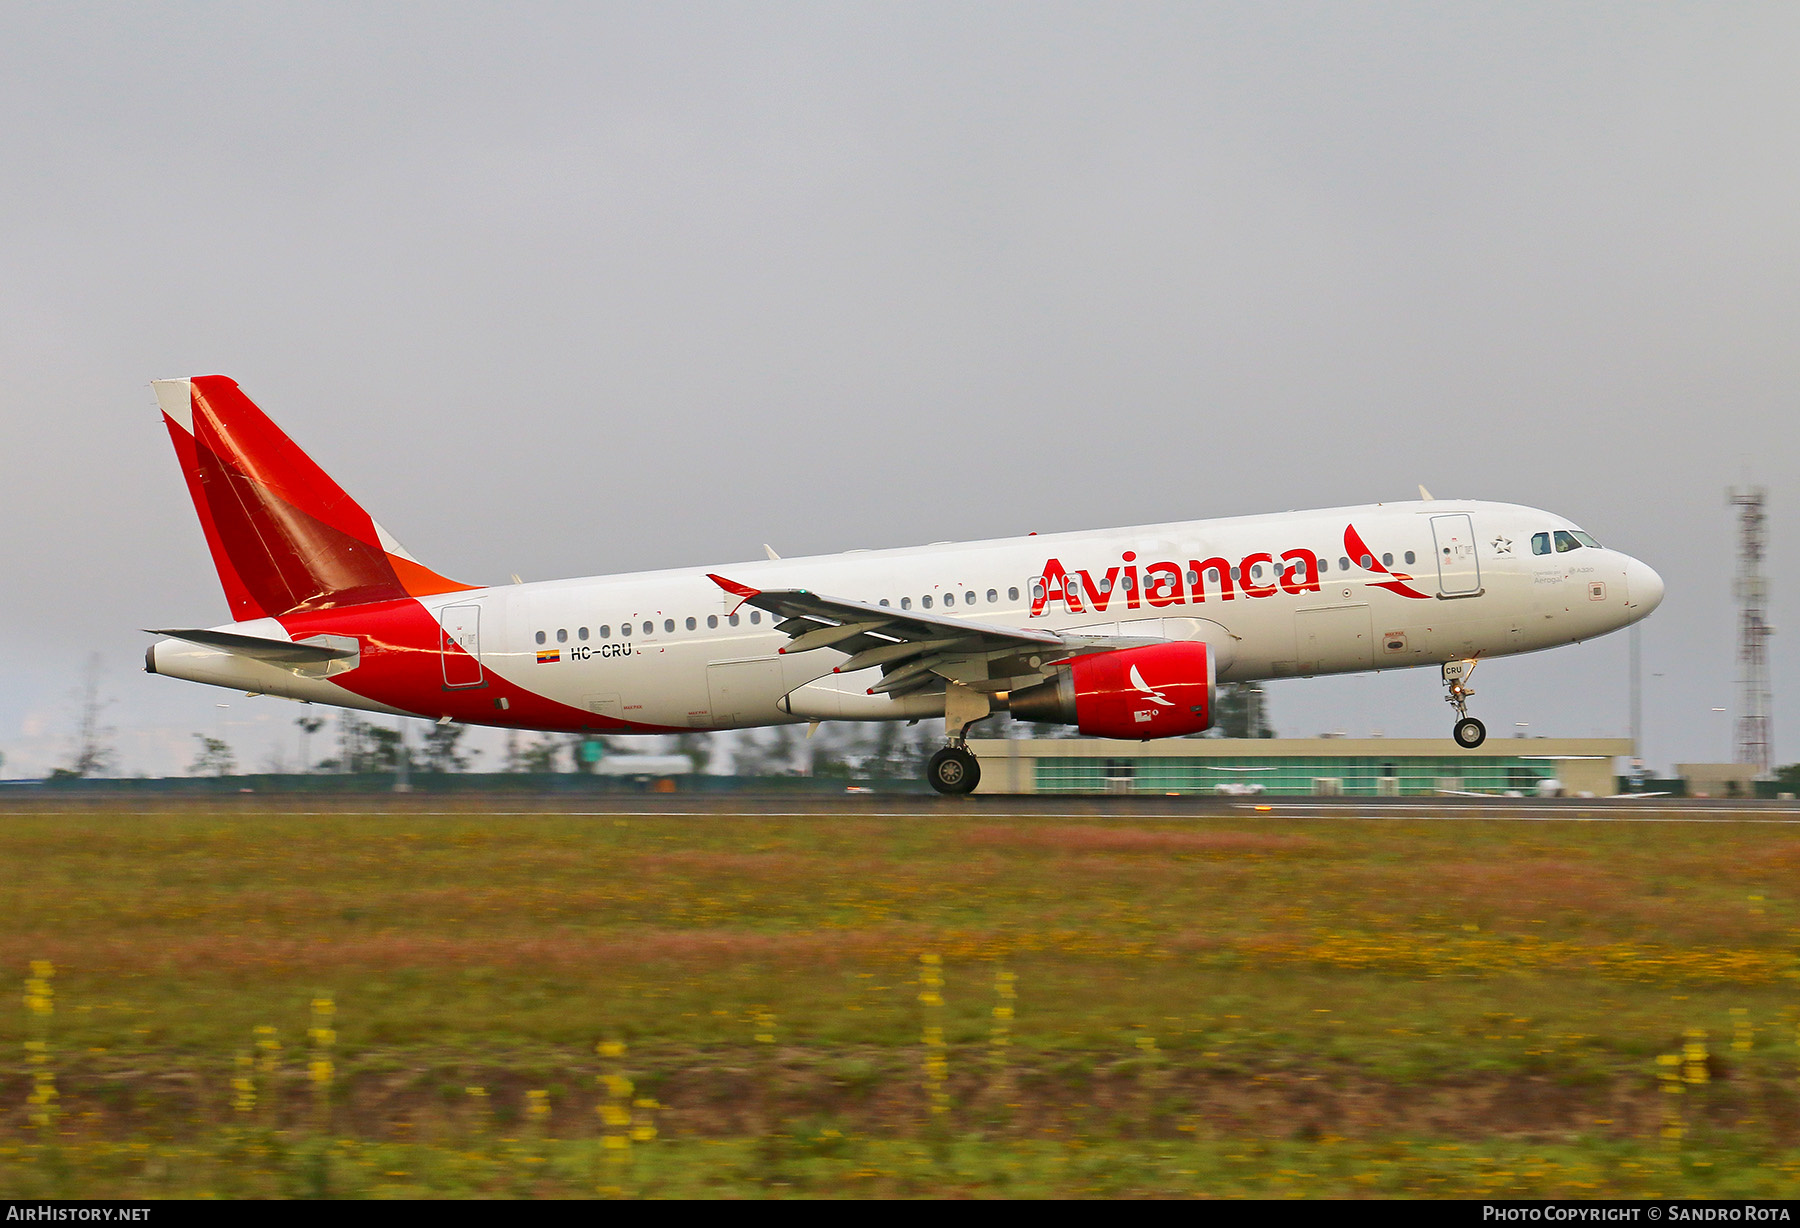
[5,792,1797,822]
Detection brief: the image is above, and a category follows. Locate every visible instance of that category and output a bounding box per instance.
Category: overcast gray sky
[2,2,1795,777]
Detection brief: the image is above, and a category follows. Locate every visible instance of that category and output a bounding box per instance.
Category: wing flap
[707,574,1063,648]
[704,573,1171,700]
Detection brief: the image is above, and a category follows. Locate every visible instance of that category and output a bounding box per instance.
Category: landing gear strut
[1442,659,1486,748]
[927,681,988,795]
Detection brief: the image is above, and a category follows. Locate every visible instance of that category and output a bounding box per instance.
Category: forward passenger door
[1430,514,1482,596]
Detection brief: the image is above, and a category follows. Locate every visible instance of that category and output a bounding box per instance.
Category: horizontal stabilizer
[144,628,356,665]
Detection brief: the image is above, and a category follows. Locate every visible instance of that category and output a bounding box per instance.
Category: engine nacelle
[1006,642,1215,740]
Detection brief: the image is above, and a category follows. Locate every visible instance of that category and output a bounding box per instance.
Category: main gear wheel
[927,746,981,795]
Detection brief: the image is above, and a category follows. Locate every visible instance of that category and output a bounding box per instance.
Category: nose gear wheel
[1442,659,1486,748]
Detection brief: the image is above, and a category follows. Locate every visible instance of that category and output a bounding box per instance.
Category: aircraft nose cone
[1626,557,1664,616]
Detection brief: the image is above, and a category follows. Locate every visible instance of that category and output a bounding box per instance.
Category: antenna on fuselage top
[1418,485,1435,501]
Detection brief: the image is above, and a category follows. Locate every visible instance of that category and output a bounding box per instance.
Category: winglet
[706,573,759,614]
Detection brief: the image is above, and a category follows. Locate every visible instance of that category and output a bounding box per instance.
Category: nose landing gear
[1443,659,1487,748]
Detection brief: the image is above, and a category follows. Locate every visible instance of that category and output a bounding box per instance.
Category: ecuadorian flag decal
[536,649,560,664]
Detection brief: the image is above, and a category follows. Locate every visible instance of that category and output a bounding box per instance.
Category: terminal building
[964,736,1633,797]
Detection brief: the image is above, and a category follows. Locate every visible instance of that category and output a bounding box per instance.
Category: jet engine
[1005,642,1215,739]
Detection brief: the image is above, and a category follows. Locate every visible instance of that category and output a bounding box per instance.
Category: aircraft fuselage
[149,499,1663,734]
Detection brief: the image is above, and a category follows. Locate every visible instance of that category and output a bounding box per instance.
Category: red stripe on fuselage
[276,599,688,734]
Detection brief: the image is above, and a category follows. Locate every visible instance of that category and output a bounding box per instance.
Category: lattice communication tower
[1728,486,1773,775]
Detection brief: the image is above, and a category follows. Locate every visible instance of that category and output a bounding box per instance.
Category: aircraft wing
[706,574,1153,697]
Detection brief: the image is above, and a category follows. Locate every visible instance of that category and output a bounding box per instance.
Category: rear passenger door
[439,603,484,689]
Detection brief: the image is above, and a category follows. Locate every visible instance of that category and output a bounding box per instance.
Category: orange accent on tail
[388,554,476,600]
[159,376,474,620]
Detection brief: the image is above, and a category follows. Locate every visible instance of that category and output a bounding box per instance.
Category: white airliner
[144,377,1665,793]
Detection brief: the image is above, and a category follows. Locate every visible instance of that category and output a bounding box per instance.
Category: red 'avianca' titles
[1030,524,1432,617]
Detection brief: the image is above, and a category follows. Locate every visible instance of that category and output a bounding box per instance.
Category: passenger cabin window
[1404,551,1416,565]
[965,591,976,604]
[599,625,610,639]
[1185,569,1199,585]
[1359,555,1372,569]
[1532,532,1552,555]
[728,613,740,626]
[707,615,718,629]
[879,599,891,606]
[1554,530,1583,553]
[664,619,675,633]
[1249,564,1263,581]
[1381,553,1393,567]
[943,593,955,606]
[642,621,654,636]
[1318,558,1328,573]
[987,589,998,603]
[578,626,588,640]
[750,611,761,624]
[685,617,696,631]
[1340,557,1350,571]
[556,628,568,643]
[922,595,933,609]
[901,597,912,610]
[1027,584,1041,601]
[535,631,546,645]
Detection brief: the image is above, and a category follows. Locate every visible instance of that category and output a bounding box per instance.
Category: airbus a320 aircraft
[145,377,1665,793]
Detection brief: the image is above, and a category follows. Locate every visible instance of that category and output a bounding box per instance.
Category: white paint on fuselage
[151,499,1661,733]
[406,499,1660,732]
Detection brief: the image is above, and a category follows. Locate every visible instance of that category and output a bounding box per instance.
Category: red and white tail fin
[154,376,474,621]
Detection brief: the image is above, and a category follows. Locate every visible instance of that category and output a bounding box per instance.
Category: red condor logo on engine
[1029,523,1431,617]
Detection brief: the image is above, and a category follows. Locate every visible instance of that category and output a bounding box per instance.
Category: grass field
[4,799,1800,1198]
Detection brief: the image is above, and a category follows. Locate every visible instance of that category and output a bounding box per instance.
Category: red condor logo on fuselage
[1029,523,1431,617]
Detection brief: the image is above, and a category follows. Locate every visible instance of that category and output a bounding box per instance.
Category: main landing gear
[927,745,980,795]
[927,681,989,795]
[1442,659,1487,748]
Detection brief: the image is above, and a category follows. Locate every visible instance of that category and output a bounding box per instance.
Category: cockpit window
[1572,531,1601,548]
[1532,532,1551,556]
[1554,530,1583,553]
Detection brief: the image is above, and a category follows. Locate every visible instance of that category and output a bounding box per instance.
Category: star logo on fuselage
[1490,536,1513,555]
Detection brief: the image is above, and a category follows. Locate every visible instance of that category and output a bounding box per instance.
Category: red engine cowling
[1006,642,1215,739]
